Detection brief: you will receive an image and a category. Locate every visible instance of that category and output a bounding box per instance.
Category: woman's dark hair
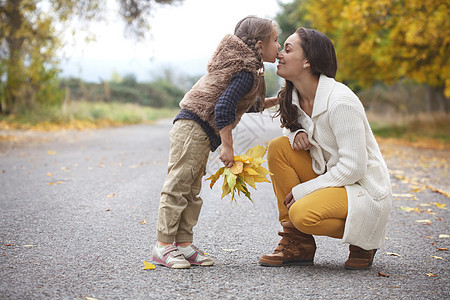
[277,27,337,131]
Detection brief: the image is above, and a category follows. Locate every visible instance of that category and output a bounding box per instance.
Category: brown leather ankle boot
[344,245,377,270]
[259,221,316,267]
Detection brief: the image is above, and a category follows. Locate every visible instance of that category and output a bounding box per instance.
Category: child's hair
[234,16,276,68]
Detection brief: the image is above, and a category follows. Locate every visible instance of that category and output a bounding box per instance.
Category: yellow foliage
[206,145,272,202]
[304,0,450,95]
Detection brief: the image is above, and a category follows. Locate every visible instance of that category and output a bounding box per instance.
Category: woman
[259,28,392,269]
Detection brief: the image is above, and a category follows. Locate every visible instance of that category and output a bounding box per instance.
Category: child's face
[260,25,280,63]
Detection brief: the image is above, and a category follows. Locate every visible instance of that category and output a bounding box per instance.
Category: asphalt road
[0,113,448,299]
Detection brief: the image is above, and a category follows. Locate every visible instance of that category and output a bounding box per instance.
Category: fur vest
[179,34,266,137]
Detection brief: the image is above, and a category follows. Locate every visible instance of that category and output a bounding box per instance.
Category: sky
[59,0,288,82]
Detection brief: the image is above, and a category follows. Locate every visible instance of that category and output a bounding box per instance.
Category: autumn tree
[277,0,449,111]
[0,0,182,114]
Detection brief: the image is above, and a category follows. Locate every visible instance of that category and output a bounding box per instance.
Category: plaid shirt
[175,71,257,151]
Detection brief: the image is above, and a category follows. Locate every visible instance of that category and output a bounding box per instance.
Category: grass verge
[0,101,179,131]
[368,112,450,149]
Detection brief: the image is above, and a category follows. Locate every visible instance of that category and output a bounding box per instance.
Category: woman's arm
[291,101,368,201]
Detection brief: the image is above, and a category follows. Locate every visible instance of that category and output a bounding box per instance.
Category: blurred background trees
[0,0,448,121]
[0,0,182,114]
[276,0,449,114]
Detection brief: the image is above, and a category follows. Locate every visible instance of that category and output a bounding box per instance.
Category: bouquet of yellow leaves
[206,145,272,202]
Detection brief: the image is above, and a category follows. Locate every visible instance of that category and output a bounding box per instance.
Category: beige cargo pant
[156,119,211,243]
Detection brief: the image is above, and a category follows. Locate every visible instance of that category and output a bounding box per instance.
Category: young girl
[152,16,280,269]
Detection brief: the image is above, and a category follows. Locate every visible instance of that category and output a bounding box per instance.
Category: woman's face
[276,33,308,80]
[260,25,281,63]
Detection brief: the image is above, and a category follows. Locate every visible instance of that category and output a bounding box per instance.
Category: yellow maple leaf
[432,202,447,209]
[143,261,156,270]
[206,145,272,202]
[229,161,244,174]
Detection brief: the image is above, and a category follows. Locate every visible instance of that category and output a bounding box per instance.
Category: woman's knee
[289,201,320,234]
[268,136,290,160]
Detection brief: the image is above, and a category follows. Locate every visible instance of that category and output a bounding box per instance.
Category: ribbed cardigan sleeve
[291,99,368,201]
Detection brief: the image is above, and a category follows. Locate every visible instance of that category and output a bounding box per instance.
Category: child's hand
[293,131,313,151]
[220,146,234,168]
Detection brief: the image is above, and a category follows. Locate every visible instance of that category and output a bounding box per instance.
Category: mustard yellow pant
[267,136,348,239]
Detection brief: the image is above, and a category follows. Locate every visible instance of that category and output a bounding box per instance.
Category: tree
[0,0,183,114]
[275,0,310,43]
[277,0,449,110]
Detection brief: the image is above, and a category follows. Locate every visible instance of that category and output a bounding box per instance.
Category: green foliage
[0,100,178,128]
[0,0,183,115]
[370,113,450,143]
[276,0,310,43]
[58,73,186,108]
[264,65,282,97]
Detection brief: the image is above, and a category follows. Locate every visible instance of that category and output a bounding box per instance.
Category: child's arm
[215,71,254,167]
[264,97,279,109]
[219,124,234,168]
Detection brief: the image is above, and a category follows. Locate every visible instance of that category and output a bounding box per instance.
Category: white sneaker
[175,243,214,266]
[152,243,191,269]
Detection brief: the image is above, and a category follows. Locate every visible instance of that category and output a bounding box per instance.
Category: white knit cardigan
[283,74,392,250]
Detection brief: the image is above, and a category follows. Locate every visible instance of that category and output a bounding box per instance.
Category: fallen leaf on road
[47,150,57,155]
[416,219,432,224]
[429,188,450,198]
[46,172,52,177]
[5,244,14,247]
[140,220,147,225]
[393,193,417,198]
[426,273,438,277]
[143,261,156,270]
[432,202,447,209]
[378,272,390,277]
[107,193,116,198]
[385,252,401,257]
[23,245,36,248]
[437,247,448,251]
[399,206,422,212]
[431,256,443,260]
[439,234,449,238]
[84,297,98,300]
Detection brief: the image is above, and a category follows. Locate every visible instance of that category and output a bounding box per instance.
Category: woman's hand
[284,191,296,210]
[219,146,234,168]
[293,131,313,151]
